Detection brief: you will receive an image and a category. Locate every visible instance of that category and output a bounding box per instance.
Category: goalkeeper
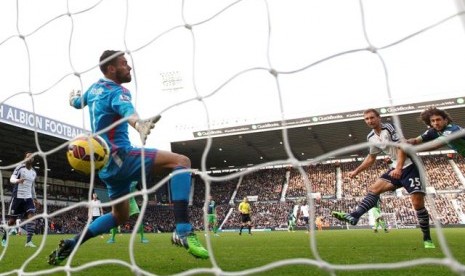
[107,181,148,244]
[48,50,208,266]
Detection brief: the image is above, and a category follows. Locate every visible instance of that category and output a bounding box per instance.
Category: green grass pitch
[0,228,463,275]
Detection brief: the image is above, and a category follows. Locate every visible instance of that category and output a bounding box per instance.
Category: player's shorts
[8,197,35,217]
[208,214,217,224]
[129,196,141,217]
[99,147,158,199]
[241,213,251,223]
[302,216,309,224]
[380,163,424,194]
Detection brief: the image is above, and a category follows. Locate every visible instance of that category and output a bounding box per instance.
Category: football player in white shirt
[90,193,104,238]
[2,152,41,248]
[90,193,104,222]
[331,109,435,249]
[300,203,310,232]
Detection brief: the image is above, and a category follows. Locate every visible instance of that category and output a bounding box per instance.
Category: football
[67,135,110,175]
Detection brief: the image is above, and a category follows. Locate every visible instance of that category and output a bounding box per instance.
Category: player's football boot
[25,241,37,247]
[141,238,149,244]
[331,211,359,226]
[424,240,436,249]
[1,239,6,247]
[48,239,76,265]
[106,238,115,244]
[171,231,209,259]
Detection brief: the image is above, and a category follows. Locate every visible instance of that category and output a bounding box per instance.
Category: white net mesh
[1,0,465,275]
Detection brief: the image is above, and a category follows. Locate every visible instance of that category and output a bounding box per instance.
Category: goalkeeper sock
[171,166,192,236]
[213,226,218,234]
[171,166,191,201]
[76,213,117,244]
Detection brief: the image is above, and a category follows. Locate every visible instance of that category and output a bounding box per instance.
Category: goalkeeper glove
[135,115,161,145]
[69,89,81,106]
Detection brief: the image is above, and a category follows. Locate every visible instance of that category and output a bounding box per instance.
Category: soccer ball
[67,135,109,175]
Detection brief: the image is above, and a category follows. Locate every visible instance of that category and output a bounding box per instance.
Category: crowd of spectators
[192,174,237,205]
[287,163,336,198]
[422,155,462,190]
[2,194,463,234]
[340,160,391,198]
[2,154,464,234]
[234,168,286,202]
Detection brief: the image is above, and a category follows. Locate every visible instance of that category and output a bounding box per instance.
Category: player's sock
[374,221,379,230]
[351,192,379,219]
[88,213,117,236]
[138,224,145,240]
[26,221,35,243]
[248,226,251,234]
[110,227,117,240]
[171,166,192,236]
[416,207,432,241]
[239,226,243,234]
[213,226,218,234]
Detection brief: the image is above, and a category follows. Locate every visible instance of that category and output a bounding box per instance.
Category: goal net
[1,0,465,275]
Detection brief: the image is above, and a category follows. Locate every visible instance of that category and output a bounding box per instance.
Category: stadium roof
[171,98,465,171]
[0,123,91,183]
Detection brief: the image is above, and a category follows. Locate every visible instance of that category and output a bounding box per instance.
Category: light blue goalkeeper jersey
[70,78,135,153]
